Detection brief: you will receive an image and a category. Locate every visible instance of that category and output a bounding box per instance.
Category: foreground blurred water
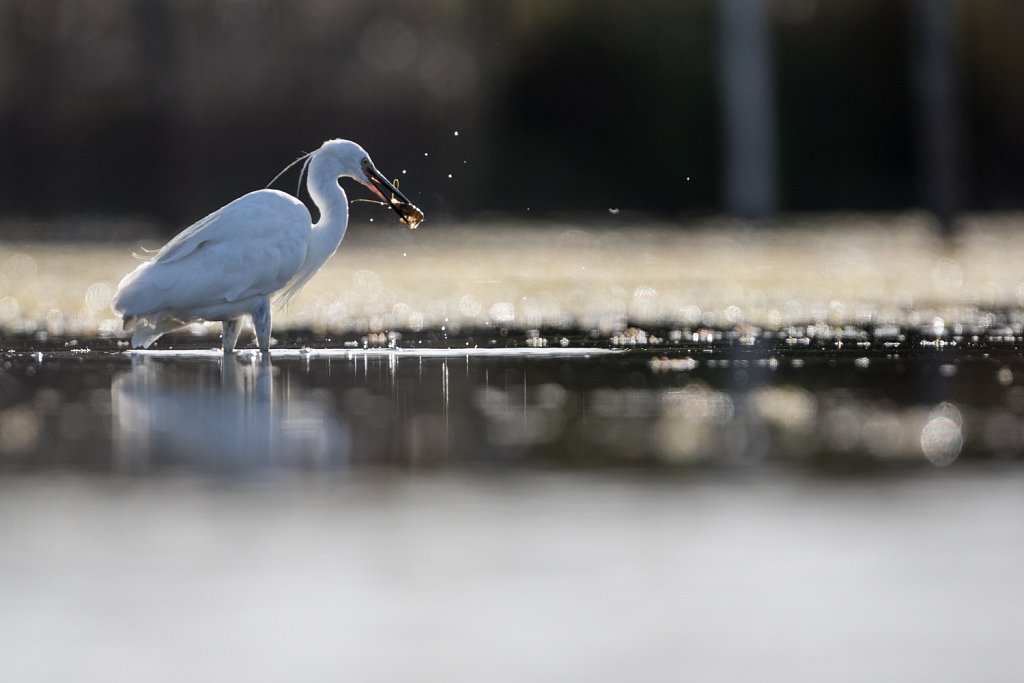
[2,471,1021,682]
[1,341,1021,680]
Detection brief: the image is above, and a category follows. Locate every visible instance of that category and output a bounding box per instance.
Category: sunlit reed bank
[2,215,1024,343]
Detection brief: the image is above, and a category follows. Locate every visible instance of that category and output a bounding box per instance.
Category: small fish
[387,187,424,229]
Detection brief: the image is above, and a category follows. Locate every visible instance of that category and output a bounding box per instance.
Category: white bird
[112,139,423,353]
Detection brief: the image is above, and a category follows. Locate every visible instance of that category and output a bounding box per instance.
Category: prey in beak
[361,159,425,229]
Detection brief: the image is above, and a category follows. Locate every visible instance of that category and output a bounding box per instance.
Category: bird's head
[317,139,424,229]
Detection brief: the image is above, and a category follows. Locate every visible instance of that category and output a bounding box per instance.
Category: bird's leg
[253,297,272,355]
[222,318,243,353]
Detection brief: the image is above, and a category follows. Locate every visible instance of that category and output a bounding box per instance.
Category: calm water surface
[2,336,1023,681]
[2,334,1024,469]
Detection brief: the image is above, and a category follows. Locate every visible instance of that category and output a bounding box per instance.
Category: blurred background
[1,0,1022,231]
[4,3,1024,681]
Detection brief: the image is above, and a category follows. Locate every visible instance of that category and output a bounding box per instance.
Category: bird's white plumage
[112,139,382,352]
[114,190,309,316]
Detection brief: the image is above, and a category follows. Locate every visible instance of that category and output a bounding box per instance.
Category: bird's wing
[113,190,311,317]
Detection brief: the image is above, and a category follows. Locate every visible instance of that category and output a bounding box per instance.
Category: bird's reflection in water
[112,355,350,472]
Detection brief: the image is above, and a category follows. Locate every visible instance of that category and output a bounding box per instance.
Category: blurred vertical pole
[910,0,963,235]
[717,0,778,219]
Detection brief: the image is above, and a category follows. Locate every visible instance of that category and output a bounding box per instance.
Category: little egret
[112,139,423,353]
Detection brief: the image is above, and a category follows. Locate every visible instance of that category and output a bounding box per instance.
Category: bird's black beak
[363,162,424,229]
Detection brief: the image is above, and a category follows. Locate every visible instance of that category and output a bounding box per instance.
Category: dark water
[2,333,1024,471]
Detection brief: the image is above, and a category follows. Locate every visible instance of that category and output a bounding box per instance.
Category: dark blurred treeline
[1,0,1022,232]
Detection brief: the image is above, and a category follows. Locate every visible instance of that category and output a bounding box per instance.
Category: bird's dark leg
[253,297,272,355]
[222,318,243,354]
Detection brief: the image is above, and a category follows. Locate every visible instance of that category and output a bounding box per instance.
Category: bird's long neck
[304,154,350,269]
